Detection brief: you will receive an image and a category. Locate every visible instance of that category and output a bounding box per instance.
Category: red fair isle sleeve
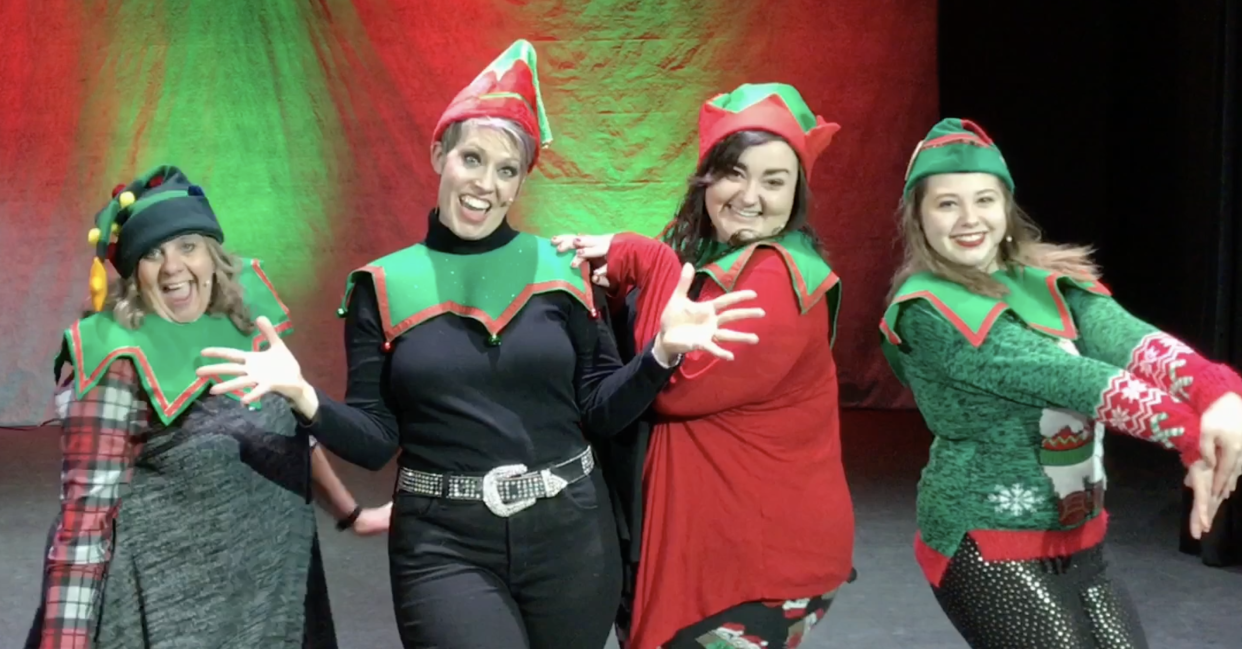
[1066,289,1242,412]
[898,301,1203,466]
[605,232,686,350]
[655,249,811,418]
[42,361,147,649]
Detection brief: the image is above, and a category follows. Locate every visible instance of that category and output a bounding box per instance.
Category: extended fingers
[698,340,735,361]
[255,316,285,347]
[196,363,248,378]
[712,329,760,345]
[1212,443,1241,497]
[210,376,259,395]
[1189,467,1215,539]
[201,347,248,363]
[240,385,272,405]
[715,308,766,326]
[709,290,759,310]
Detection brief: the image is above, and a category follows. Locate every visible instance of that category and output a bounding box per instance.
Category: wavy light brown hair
[106,237,253,333]
[888,176,1100,300]
[662,130,827,266]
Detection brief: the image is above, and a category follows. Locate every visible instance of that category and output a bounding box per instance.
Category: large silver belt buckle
[482,464,535,517]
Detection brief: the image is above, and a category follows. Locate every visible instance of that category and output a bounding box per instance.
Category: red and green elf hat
[903,118,1014,195]
[86,165,224,312]
[698,82,841,177]
[431,39,551,170]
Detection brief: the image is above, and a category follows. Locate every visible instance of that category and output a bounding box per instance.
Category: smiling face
[135,234,215,323]
[430,121,529,240]
[703,138,800,243]
[918,172,1008,272]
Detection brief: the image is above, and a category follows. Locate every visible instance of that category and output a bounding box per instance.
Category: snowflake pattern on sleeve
[1093,372,1190,452]
[1127,333,1195,403]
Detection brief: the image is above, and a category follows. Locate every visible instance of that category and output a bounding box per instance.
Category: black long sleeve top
[300,212,675,473]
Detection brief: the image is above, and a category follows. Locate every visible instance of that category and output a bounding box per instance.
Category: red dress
[606,233,856,649]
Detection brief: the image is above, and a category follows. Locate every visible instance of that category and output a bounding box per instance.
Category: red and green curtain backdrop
[0,0,933,425]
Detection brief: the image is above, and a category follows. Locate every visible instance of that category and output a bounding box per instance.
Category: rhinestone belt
[395,447,595,517]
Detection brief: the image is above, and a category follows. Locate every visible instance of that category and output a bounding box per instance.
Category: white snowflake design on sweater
[988,483,1039,516]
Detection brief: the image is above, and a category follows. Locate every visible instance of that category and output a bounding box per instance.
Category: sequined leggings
[932,537,1147,649]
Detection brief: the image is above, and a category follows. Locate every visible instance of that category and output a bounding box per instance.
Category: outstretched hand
[655,263,765,361]
[196,316,310,407]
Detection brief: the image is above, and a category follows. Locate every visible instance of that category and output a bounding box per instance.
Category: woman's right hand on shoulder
[195,316,318,416]
[551,234,613,287]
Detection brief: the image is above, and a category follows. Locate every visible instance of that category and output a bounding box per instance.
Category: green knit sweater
[881,266,1237,581]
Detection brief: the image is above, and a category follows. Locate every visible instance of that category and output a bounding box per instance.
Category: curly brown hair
[888,177,1100,300]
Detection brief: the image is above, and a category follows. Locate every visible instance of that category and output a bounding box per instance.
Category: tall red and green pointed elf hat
[903,118,1014,195]
[85,165,224,311]
[698,82,841,178]
[431,39,552,170]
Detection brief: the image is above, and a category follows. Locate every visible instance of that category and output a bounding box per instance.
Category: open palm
[658,263,764,361]
[196,316,308,405]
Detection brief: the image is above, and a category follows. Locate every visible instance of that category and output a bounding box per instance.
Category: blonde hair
[107,237,253,334]
[888,177,1100,300]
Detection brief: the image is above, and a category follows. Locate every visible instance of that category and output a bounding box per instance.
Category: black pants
[389,468,622,649]
[932,536,1147,649]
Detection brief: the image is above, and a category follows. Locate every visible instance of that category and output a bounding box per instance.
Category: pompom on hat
[85,165,223,311]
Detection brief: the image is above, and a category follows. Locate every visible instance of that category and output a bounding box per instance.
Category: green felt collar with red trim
[337,231,594,344]
[698,231,840,344]
[879,266,1111,383]
[54,259,293,425]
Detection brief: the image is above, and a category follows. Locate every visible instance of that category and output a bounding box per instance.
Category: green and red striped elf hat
[432,39,551,171]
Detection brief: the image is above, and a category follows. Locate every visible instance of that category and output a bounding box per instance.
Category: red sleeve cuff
[1188,361,1242,413]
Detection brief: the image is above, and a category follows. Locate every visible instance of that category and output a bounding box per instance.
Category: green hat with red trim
[86,165,223,312]
[903,118,1014,194]
[432,39,551,170]
[698,83,840,177]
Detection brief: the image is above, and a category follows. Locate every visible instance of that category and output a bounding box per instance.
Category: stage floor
[2,410,1238,648]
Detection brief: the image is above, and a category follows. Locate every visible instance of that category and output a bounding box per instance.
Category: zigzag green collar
[880,266,1111,349]
[55,259,293,425]
[337,231,594,344]
[698,231,841,344]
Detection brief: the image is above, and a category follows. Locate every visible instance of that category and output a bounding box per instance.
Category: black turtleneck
[301,210,675,473]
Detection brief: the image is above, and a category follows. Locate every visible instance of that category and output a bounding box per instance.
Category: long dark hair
[662,130,827,266]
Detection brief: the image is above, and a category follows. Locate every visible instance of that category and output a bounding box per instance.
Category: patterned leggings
[661,590,838,649]
[932,536,1148,649]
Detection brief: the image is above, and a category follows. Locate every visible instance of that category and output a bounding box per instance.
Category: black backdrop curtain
[938,0,1242,566]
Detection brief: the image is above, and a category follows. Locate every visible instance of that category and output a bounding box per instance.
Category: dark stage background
[938,0,1242,565]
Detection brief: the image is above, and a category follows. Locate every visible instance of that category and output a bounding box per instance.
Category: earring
[1005,235,1013,242]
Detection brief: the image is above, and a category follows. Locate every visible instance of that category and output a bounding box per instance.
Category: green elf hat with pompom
[698,82,840,178]
[903,118,1014,195]
[86,165,224,311]
[431,38,552,170]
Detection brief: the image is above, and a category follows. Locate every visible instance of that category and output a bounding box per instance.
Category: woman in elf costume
[554,82,855,649]
[195,40,763,649]
[31,165,372,649]
[880,117,1242,648]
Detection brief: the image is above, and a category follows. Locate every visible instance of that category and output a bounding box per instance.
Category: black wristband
[336,505,363,531]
